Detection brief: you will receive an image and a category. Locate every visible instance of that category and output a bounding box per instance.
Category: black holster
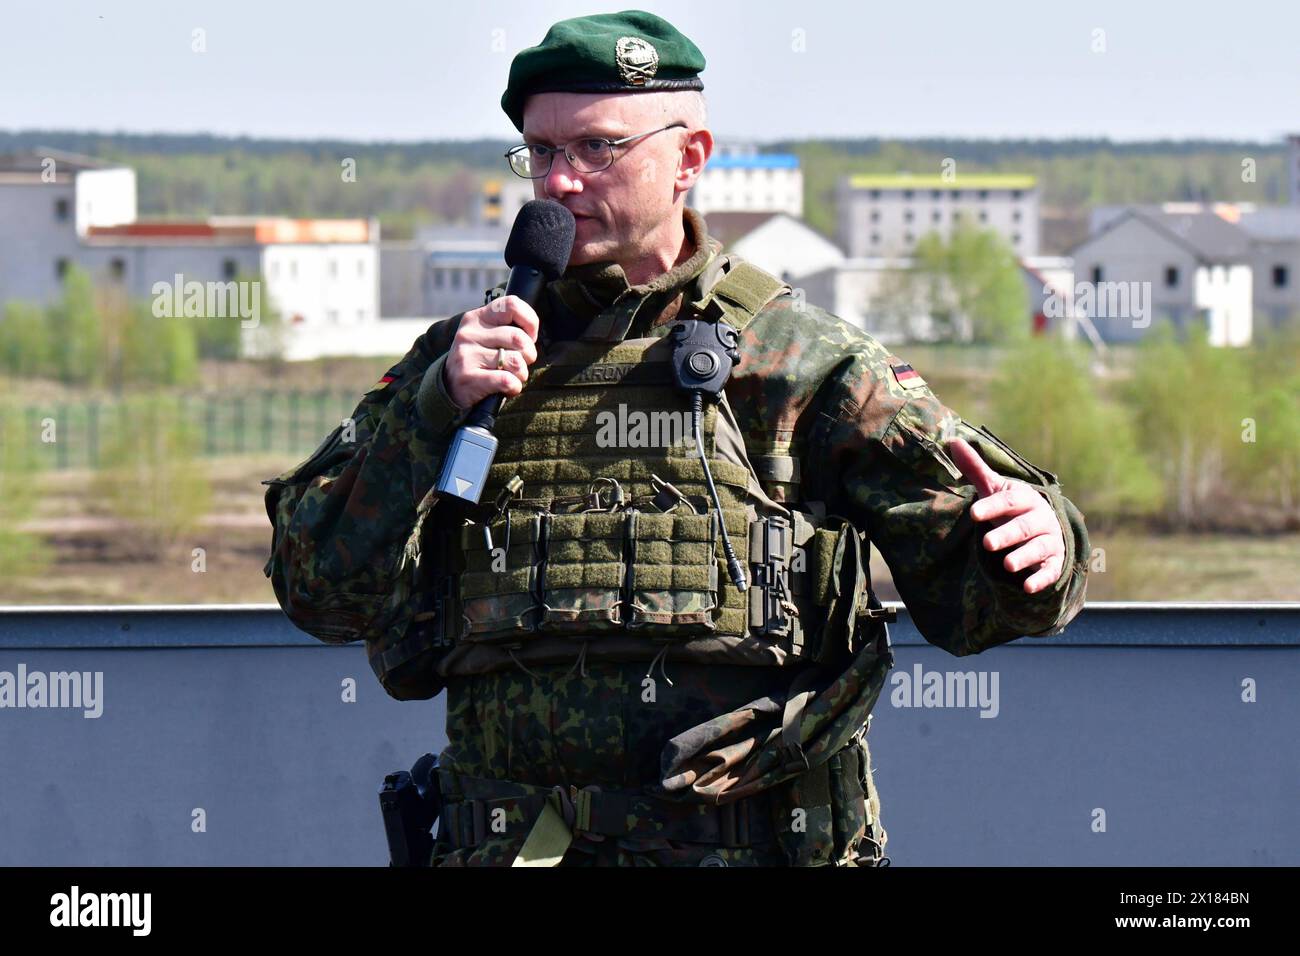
[378,752,442,867]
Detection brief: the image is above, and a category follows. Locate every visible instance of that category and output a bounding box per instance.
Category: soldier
[263,10,1089,867]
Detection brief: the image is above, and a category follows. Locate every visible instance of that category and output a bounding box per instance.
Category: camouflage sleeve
[261,315,465,645]
[810,337,1090,657]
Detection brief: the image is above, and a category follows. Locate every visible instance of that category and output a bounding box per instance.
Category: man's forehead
[521,93,641,141]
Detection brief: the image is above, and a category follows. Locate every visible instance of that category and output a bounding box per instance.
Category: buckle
[585,478,625,513]
[718,800,750,848]
[749,516,797,638]
[557,784,605,842]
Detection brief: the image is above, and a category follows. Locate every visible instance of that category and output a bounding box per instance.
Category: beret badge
[615,36,659,86]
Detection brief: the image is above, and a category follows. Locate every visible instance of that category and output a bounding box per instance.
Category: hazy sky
[2,0,1295,143]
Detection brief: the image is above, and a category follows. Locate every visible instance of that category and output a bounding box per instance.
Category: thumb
[945,437,1005,499]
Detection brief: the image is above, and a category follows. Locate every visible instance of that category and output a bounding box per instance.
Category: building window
[1164,266,1179,288]
[953,211,962,222]
[55,198,70,221]
[222,258,238,280]
[55,258,69,279]
[902,190,913,200]
[1011,190,1022,200]
[270,261,280,279]
[451,270,462,290]
[869,190,881,199]
[870,210,880,223]
[433,269,444,290]
[328,259,338,278]
[289,260,298,279]
[870,232,880,245]
[951,191,962,199]
[357,259,366,277]
[1012,233,1021,245]
[110,257,126,279]
[978,210,988,223]
[904,232,914,243]
[1092,265,1103,284]
[978,190,989,200]
[931,190,942,200]
[932,210,941,223]
[904,210,914,223]
[1012,210,1022,222]
[1273,265,1289,288]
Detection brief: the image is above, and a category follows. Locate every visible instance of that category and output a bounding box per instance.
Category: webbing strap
[444,772,776,862]
[512,792,574,867]
[779,667,822,772]
[690,257,791,332]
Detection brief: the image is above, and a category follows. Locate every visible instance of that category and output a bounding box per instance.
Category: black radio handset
[431,200,576,504]
[669,318,747,591]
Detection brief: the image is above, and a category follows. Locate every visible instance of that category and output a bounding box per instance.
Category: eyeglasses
[505,123,688,179]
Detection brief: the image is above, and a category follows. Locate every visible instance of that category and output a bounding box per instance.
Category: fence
[7,390,359,470]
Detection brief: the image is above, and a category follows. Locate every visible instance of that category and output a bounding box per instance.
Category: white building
[837,174,1039,258]
[0,149,394,360]
[689,148,803,217]
[0,150,138,306]
[700,211,844,284]
[795,254,1071,344]
[1235,206,1300,332]
[1068,206,1253,345]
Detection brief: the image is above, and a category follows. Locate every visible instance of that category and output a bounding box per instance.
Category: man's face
[520,91,692,268]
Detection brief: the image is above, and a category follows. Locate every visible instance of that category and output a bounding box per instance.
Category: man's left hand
[945,437,1066,595]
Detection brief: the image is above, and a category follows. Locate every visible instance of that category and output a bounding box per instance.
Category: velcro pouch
[539,512,626,632]
[626,510,719,631]
[457,510,543,642]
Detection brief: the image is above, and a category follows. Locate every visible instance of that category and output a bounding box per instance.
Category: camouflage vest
[370,256,892,694]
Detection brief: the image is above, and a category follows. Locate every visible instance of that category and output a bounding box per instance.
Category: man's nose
[542,150,583,199]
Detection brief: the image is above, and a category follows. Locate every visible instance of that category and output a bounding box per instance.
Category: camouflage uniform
[263,208,1090,866]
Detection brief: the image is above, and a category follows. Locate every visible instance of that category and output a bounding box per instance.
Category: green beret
[501,9,706,133]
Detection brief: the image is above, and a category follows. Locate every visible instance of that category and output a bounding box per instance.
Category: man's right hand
[443,295,540,409]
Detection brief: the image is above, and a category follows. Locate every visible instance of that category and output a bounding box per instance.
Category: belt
[439,770,776,861]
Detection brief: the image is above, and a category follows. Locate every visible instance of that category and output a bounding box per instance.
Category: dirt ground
[3,456,1298,606]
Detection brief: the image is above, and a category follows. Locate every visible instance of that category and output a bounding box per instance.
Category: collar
[545,207,721,332]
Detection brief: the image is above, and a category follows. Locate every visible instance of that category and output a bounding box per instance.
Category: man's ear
[676,128,713,190]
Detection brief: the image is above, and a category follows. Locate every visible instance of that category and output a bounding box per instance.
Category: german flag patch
[890,362,927,390]
[366,370,399,394]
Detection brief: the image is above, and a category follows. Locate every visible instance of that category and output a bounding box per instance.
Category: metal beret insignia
[615,36,659,86]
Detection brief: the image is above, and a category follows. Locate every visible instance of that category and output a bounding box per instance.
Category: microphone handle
[463,264,546,430]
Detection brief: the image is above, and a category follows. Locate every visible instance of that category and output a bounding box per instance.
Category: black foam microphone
[431,199,576,503]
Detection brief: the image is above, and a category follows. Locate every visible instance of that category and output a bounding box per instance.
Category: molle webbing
[447,333,870,662]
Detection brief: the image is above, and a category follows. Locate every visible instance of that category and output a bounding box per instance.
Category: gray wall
[0,604,1295,866]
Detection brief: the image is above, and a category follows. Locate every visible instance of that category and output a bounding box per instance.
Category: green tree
[1237,320,1300,510]
[46,265,104,385]
[91,393,211,557]
[911,225,1028,343]
[121,299,200,386]
[1124,321,1254,529]
[0,301,54,376]
[990,335,1161,527]
[237,272,287,362]
[0,401,53,582]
